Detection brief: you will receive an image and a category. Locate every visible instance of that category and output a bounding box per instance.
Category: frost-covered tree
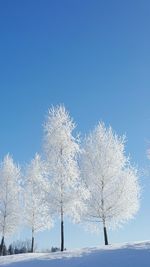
[24,153,53,253]
[0,154,21,255]
[80,122,140,245]
[43,105,86,251]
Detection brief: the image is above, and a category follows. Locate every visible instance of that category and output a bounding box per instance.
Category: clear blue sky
[0,0,150,250]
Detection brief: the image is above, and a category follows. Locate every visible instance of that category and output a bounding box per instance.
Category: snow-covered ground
[0,241,150,267]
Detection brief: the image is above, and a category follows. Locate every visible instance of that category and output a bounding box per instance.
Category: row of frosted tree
[0,105,140,255]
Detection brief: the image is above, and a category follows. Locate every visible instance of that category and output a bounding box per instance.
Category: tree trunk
[101,182,108,245]
[103,226,108,245]
[61,206,64,251]
[0,236,4,256]
[31,229,34,253]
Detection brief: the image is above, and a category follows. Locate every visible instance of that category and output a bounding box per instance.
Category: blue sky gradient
[0,0,150,250]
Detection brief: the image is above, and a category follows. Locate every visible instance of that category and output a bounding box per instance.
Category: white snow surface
[0,241,150,267]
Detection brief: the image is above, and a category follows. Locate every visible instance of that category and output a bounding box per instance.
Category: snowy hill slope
[0,241,150,267]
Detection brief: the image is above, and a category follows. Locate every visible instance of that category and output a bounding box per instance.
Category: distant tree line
[0,105,140,256]
[0,240,62,256]
[0,240,32,256]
